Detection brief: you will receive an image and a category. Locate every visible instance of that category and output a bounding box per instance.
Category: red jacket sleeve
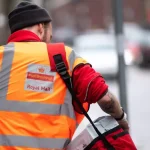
[72,64,108,104]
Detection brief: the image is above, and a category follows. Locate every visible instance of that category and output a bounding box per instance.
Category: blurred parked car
[124,24,150,67]
[133,31,150,67]
[108,22,150,67]
[73,33,131,79]
[123,23,146,66]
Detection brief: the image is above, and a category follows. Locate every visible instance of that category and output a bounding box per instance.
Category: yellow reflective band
[0,46,4,71]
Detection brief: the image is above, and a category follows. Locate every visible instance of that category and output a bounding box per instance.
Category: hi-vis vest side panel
[0,42,88,150]
[65,46,89,124]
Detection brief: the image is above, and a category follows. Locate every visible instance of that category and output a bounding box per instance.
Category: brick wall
[50,0,145,36]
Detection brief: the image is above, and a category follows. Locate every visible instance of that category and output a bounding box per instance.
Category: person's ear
[38,23,44,36]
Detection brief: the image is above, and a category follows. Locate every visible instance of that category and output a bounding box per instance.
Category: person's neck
[22,28,40,38]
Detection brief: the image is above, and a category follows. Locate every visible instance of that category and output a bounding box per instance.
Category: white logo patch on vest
[24,64,56,93]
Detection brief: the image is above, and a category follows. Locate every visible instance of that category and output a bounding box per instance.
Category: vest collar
[7,30,41,43]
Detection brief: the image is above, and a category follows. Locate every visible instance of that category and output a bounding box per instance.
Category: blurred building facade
[0,0,150,44]
[50,0,145,31]
[47,0,147,45]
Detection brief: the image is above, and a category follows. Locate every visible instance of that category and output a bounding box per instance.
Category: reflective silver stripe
[0,44,15,99]
[63,89,75,119]
[69,50,81,72]
[0,99,75,117]
[0,135,70,149]
[0,44,75,119]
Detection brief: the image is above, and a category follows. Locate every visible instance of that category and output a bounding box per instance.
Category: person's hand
[117,113,130,132]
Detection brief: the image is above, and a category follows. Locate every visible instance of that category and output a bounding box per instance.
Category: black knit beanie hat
[8,1,52,33]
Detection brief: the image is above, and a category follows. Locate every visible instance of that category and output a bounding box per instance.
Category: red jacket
[8,30,108,105]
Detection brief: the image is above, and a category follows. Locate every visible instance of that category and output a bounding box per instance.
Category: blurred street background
[1,0,150,149]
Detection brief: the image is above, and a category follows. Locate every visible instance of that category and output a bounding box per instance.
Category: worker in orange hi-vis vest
[0,1,129,150]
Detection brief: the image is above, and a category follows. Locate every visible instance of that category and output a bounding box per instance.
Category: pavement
[73,65,150,150]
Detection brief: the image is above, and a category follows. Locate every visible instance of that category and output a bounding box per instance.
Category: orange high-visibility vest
[0,42,88,150]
